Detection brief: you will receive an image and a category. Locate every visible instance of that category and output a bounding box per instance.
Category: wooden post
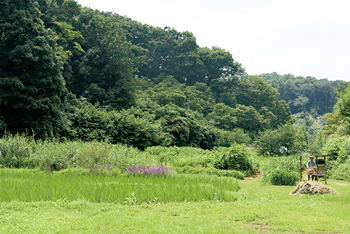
[300,155,302,180]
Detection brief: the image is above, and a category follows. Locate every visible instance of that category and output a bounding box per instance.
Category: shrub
[213,144,254,175]
[329,159,350,181]
[270,170,299,186]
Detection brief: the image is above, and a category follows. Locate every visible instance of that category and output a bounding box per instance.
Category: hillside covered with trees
[0,0,347,154]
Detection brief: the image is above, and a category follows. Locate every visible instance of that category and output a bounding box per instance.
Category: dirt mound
[290,182,337,195]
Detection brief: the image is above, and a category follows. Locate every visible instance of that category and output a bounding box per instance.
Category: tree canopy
[2,0,343,151]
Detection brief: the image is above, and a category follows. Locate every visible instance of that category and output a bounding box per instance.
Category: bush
[329,159,350,181]
[271,170,299,186]
[213,144,254,175]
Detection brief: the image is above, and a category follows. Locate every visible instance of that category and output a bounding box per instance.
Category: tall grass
[0,134,158,172]
[0,134,256,179]
[0,169,239,203]
[260,155,301,184]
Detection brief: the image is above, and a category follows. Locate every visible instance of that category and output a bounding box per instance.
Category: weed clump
[290,182,337,195]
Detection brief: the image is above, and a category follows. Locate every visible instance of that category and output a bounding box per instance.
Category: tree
[236,75,278,111]
[233,104,265,134]
[294,125,308,153]
[63,8,138,109]
[325,84,350,135]
[207,103,237,130]
[0,0,66,135]
[198,46,245,86]
[261,72,345,115]
[255,123,297,155]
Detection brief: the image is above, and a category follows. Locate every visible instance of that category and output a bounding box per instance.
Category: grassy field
[1,169,350,233]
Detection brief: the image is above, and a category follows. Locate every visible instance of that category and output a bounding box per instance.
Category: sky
[76,0,350,81]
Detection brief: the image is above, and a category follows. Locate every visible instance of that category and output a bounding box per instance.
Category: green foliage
[329,158,350,182]
[325,84,350,136]
[236,75,278,111]
[213,145,254,175]
[308,129,327,155]
[217,129,251,147]
[137,75,215,116]
[270,170,299,186]
[63,99,171,149]
[0,0,67,136]
[208,103,237,130]
[261,156,300,184]
[294,125,308,152]
[0,134,39,168]
[135,101,220,149]
[174,166,245,180]
[255,123,304,155]
[261,72,345,115]
[1,0,300,151]
[322,135,350,164]
[293,111,326,137]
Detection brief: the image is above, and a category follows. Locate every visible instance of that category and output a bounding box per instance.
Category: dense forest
[261,72,346,116]
[0,0,348,155]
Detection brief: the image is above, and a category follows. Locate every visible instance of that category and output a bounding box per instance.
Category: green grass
[1,175,349,233]
[0,169,239,204]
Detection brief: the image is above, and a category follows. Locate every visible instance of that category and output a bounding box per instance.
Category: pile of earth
[290,181,337,195]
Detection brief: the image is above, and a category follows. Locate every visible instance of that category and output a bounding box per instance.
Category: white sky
[76,0,350,81]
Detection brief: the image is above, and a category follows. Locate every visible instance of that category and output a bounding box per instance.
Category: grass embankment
[1,169,350,233]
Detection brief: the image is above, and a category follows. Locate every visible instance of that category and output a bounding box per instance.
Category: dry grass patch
[290,182,337,195]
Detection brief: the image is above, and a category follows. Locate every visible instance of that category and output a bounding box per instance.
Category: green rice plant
[0,169,239,203]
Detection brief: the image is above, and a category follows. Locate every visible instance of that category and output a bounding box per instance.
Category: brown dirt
[290,181,337,195]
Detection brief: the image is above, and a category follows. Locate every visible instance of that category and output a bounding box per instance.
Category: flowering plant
[91,164,112,174]
[127,165,175,176]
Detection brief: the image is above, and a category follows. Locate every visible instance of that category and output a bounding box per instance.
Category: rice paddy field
[1,169,350,233]
[1,135,350,233]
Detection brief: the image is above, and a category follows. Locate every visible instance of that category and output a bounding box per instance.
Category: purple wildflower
[91,164,113,174]
[127,165,175,176]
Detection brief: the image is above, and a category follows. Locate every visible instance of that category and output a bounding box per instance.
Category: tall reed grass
[0,134,256,179]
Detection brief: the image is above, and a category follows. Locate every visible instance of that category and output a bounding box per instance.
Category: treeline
[0,0,344,153]
[261,72,346,116]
